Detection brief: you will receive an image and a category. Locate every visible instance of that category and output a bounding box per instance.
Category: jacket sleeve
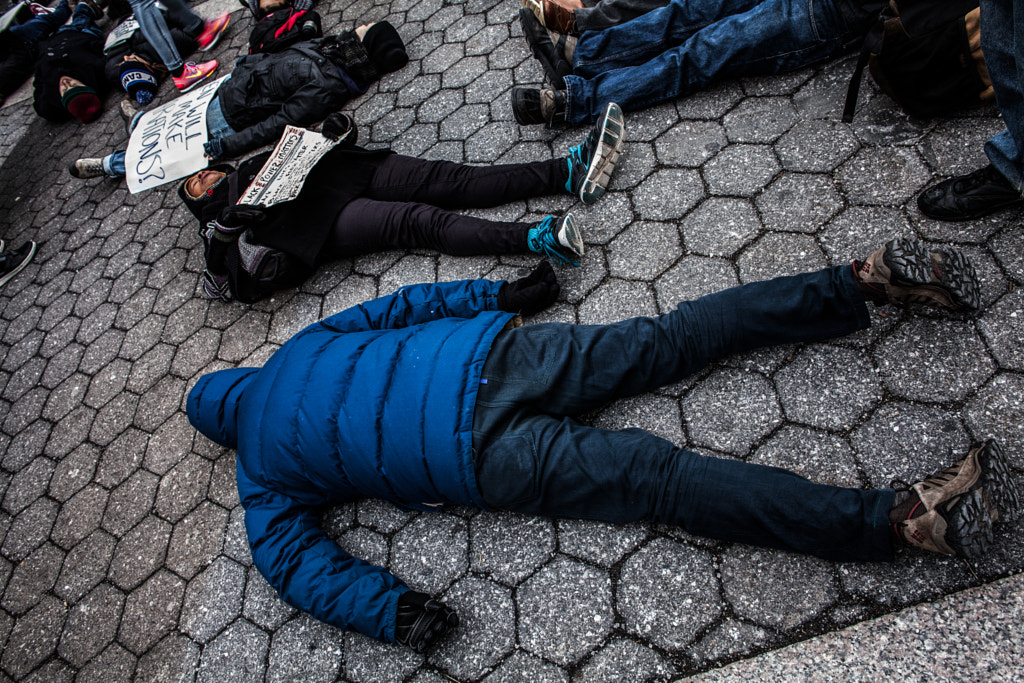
[318,277,506,334]
[237,459,409,641]
[217,79,345,158]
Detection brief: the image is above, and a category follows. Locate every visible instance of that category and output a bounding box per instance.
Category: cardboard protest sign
[238,125,340,207]
[125,76,226,194]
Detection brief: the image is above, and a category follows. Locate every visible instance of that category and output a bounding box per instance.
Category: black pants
[325,155,568,258]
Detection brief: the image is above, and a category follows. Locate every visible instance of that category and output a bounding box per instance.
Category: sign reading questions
[125,76,226,194]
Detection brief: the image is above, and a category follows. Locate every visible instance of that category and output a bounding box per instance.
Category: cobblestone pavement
[1,0,1022,681]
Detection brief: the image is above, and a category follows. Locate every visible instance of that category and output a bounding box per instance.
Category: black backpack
[248,8,322,55]
[843,0,994,121]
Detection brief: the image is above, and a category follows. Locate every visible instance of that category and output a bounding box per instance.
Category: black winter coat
[33,29,105,122]
[215,42,354,159]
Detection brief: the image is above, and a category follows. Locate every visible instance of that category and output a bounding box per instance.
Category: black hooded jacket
[33,29,105,122]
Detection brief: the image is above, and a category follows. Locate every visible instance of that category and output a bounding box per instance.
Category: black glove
[394,591,459,653]
[321,112,358,146]
[496,261,559,315]
[213,204,266,238]
[204,138,225,160]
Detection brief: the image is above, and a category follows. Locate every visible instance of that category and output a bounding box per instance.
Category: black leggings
[324,154,568,258]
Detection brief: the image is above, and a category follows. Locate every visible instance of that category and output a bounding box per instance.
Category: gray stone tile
[154,453,213,523]
[756,173,843,233]
[118,569,185,655]
[738,232,826,282]
[481,650,568,683]
[574,637,676,683]
[243,566,296,631]
[688,619,773,667]
[837,147,931,205]
[74,643,137,683]
[632,168,704,221]
[2,497,58,562]
[965,373,1024,461]
[751,426,863,489]
[54,531,115,604]
[776,119,859,172]
[655,121,727,167]
[578,279,656,326]
[2,456,54,516]
[2,542,63,616]
[0,595,66,679]
[680,198,761,258]
[775,345,882,430]
[134,633,200,683]
[166,501,229,579]
[682,368,782,456]
[470,512,554,585]
[704,144,780,196]
[48,443,98,503]
[180,557,246,644]
[57,582,124,667]
[429,576,514,679]
[607,221,682,280]
[266,616,344,683]
[51,484,108,550]
[723,97,797,143]
[108,515,172,591]
[391,513,468,595]
[197,618,270,683]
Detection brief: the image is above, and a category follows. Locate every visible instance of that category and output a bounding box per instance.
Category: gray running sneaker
[566,102,625,204]
[893,439,1018,561]
[68,157,106,179]
[855,237,981,310]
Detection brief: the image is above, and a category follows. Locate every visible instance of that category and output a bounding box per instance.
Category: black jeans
[325,155,568,258]
[473,266,895,563]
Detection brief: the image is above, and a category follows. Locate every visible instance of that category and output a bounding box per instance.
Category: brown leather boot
[854,237,981,310]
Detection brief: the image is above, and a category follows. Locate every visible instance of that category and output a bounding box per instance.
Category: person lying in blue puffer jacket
[186,245,1019,653]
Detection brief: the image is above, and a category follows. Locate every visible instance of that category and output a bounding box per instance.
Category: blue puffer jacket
[186,278,514,642]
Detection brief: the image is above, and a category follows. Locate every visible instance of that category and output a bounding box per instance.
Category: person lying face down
[68,21,410,177]
[187,237,1018,652]
[179,106,624,302]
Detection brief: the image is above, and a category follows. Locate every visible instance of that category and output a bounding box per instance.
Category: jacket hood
[178,163,236,224]
[186,367,258,449]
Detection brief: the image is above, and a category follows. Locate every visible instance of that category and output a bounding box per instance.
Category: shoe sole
[976,439,1021,524]
[579,102,624,205]
[945,489,994,561]
[0,242,37,288]
[176,76,210,93]
[520,8,572,83]
[882,237,982,310]
[557,213,584,260]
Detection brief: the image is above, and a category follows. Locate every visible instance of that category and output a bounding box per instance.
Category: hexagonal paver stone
[266,616,344,683]
[578,280,657,326]
[118,569,185,655]
[49,443,98,503]
[617,538,720,651]
[470,512,554,585]
[3,497,58,562]
[518,556,613,666]
[837,147,931,205]
[704,144,780,196]
[51,484,108,550]
[774,345,882,430]
[751,426,864,489]
[144,412,198,476]
[165,501,229,579]
[851,402,970,489]
[343,632,422,683]
[357,498,416,533]
[2,455,54,515]
[610,141,656,190]
[557,519,646,567]
[574,637,676,682]
[336,527,388,568]
[180,557,246,644]
[0,595,66,679]
[391,514,468,595]
[978,289,1024,370]
[154,454,213,523]
[480,650,568,683]
[654,256,739,312]
[558,249,609,304]
[380,255,438,295]
[244,567,296,631]
[966,374,1024,464]
[818,206,914,265]
[429,576,515,680]
[134,633,200,683]
[55,531,115,604]
[687,618,773,666]
[682,368,782,456]
[875,319,995,403]
[756,173,842,233]
[2,543,63,615]
[775,119,859,172]
[737,232,826,283]
[990,226,1024,282]
[57,582,124,667]
[109,515,172,590]
[607,221,682,280]
[196,618,270,683]
[721,546,837,630]
[631,168,704,220]
[103,470,159,537]
[655,121,727,167]
[680,198,761,258]
[134,375,187,433]
[75,643,137,683]
[723,97,797,143]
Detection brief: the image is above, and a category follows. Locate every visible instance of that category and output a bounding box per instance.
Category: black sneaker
[0,242,37,288]
[917,165,1023,221]
[512,87,566,125]
[566,102,624,204]
[520,7,572,83]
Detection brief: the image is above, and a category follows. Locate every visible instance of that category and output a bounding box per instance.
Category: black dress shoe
[917,165,1023,221]
[520,8,572,84]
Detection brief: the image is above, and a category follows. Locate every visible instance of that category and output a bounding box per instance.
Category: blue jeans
[981,0,1024,193]
[103,96,235,178]
[128,0,203,73]
[7,0,72,49]
[56,1,103,39]
[565,0,858,123]
[473,266,895,563]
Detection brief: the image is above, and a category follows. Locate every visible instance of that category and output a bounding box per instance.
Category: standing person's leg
[574,0,671,32]
[563,0,855,123]
[363,155,567,208]
[129,0,188,72]
[916,0,1024,219]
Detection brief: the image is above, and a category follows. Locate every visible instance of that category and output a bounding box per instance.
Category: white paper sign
[238,125,341,208]
[125,76,226,194]
[104,15,139,53]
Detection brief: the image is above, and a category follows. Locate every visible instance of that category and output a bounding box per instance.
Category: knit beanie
[120,60,158,105]
[361,22,408,74]
[61,85,101,123]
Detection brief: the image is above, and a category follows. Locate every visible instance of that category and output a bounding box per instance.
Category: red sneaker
[174,60,219,92]
[196,12,231,51]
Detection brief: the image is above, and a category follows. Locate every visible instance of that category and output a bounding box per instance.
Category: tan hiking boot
[892,439,1019,560]
[855,237,981,310]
